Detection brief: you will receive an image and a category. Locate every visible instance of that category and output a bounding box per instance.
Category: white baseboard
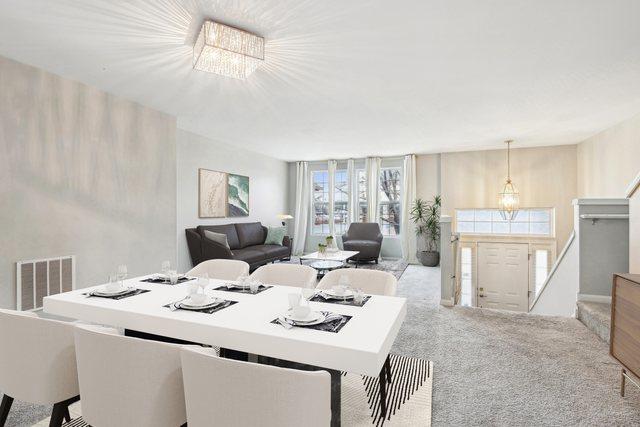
[577,293,612,304]
[440,298,454,307]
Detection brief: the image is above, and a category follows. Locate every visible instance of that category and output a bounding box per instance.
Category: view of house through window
[357,169,367,222]
[334,169,348,234]
[379,168,401,236]
[312,170,329,235]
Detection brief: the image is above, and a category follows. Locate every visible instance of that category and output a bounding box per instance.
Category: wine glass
[197,274,209,292]
[117,264,128,287]
[301,286,315,302]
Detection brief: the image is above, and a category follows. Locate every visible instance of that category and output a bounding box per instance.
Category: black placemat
[271,311,352,333]
[309,293,372,307]
[212,284,272,294]
[163,299,238,314]
[140,276,195,285]
[84,289,150,300]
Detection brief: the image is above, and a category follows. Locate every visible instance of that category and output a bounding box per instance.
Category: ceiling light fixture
[498,140,520,220]
[193,20,264,80]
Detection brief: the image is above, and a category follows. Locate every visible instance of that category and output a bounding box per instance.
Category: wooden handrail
[529,230,576,311]
[626,171,640,198]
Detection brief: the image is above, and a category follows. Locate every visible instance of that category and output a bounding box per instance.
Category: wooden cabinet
[611,273,640,396]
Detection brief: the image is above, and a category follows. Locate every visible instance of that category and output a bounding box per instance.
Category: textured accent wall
[0,55,177,309]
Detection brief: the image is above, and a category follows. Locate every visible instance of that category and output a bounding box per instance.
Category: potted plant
[410,196,441,267]
[325,235,338,252]
[318,243,327,256]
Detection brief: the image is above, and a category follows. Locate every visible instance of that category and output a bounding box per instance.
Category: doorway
[477,242,529,311]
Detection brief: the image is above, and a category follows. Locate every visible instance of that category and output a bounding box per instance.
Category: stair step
[576,301,611,343]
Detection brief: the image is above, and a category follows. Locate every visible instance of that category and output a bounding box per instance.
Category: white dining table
[43,275,407,425]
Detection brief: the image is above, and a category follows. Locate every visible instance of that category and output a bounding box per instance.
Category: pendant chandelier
[498,140,520,220]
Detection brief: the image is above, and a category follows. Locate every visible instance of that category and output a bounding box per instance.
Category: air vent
[16,256,75,311]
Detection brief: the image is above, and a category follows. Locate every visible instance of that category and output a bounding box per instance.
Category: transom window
[379,168,401,236]
[455,208,554,236]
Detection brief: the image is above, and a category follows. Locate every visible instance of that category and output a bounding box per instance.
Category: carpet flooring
[394,265,640,426]
[6,264,640,426]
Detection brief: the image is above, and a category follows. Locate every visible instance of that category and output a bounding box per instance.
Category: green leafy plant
[410,196,441,252]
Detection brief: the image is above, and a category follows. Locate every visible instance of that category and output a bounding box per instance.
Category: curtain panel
[292,161,310,255]
[401,154,417,263]
[365,157,381,223]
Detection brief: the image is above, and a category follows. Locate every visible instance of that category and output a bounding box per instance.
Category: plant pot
[417,251,440,267]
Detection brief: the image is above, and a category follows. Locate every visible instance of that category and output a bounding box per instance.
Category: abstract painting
[228,173,249,216]
[198,168,227,218]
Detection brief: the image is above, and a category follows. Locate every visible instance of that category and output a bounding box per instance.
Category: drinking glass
[353,288,365,306]
[237,275,249,289]
[161,261,171,275]
[197,275,208,292]
[117,264,128,288]
[168,270,179,285]
[106,274,120,292]
[249,280,260,294]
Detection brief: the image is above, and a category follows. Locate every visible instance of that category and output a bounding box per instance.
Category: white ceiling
[1,0,640,161]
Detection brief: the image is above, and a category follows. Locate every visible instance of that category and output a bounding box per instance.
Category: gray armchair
[342,222,383,264]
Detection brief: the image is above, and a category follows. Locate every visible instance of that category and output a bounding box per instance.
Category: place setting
[140,261,196,285]
[164,276,237,314]
[309,276,371,307]
[212,275,272,294]
[272,291,352,333]
[84,265,150,300]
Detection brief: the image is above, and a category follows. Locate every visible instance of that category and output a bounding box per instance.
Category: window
[334,170,348,235]
[312,171,329,235]
[379,168,401,236]
[357,169,367,222]
[455,208,554,236]
[534,249,549,294]
[460,247,473,307]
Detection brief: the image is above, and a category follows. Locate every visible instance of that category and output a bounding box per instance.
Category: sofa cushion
[264,226,286,245]
[198,224,240,250]
[252,244,290,259]
[235,222,265,248]
[232,248,265,264]
[203,230,231,250]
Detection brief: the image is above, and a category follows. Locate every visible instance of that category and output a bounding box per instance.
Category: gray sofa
[186,222,291,271]
[342,222,383,263]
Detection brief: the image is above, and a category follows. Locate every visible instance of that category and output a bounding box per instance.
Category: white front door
[477,242,529,312]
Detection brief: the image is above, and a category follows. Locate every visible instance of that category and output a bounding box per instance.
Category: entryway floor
[394,265,640,426]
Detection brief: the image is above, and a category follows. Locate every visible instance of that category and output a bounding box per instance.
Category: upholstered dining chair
[74,325,186,427]
[316,268,398,417]
[250,263,317,288]
[181,346,331,427]
[186,259,250,281]
[0,309,80,427]
[316,268,397,297]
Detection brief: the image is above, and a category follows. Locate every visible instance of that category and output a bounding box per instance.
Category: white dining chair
[180,346,331,427]
[317,268,398,417]
[250,263,317,288]
[74,324,186,427]
[186,259,250,281]
[316,268,398,296]
[0,309,79,427]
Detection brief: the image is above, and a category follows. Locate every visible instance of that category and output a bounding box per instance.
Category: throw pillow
[204,230,231,250]
[265,226,286,246]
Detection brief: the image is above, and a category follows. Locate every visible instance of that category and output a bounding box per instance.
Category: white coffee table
[300,250,359,276]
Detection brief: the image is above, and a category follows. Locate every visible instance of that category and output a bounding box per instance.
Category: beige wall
[437,145,578,250]
[577,113,640,198]
[0,55,177,309]
[416,153,441,202]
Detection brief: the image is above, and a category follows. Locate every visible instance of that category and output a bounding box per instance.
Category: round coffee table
[308,260,346,278]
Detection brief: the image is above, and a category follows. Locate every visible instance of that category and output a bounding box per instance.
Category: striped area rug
[58,354,432,427]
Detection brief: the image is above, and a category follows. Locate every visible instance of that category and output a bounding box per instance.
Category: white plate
[284,310,326,325]
[180,296,223,309]
[322,289,354,299]
[94,287,131,296]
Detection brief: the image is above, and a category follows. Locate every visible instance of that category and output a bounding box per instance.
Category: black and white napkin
[271,311,352,333]
[163,299,238,314]
[309,292,372,307]
[84,289,150,300]
[140,276,195,285]
[212,284,272,294]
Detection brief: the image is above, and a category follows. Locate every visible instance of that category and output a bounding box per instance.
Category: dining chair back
[186,259,250,281]
[0,309,79,426]
[180,346,331,427]
[250,263,317,288]
[317,268,398,296]
[74,325,186,427]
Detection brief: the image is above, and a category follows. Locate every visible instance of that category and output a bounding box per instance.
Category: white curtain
[327,160,337,237]
[292,161,310,255]
[401,154,418,263]
[365,157,381,223]
[346,159,359,224]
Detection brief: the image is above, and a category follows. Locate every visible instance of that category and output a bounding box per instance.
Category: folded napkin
[85,289,150,300]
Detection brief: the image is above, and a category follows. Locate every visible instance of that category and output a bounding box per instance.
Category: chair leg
[49,395,80,427]
[63,406,71,422]
[385,355,392,383]
[379,369,387,418]
[0,394,14,427]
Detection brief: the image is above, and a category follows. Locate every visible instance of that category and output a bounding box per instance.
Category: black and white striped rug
[58,354,432,427]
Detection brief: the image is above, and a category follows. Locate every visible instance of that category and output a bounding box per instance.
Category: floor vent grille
[16,256,75,310]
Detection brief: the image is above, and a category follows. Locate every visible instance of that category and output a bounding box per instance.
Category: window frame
[454,208,555,238]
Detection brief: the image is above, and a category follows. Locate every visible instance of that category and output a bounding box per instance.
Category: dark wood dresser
[611,273,640,396]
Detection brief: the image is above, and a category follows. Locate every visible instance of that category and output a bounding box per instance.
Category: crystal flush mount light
[193,20,264,79]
